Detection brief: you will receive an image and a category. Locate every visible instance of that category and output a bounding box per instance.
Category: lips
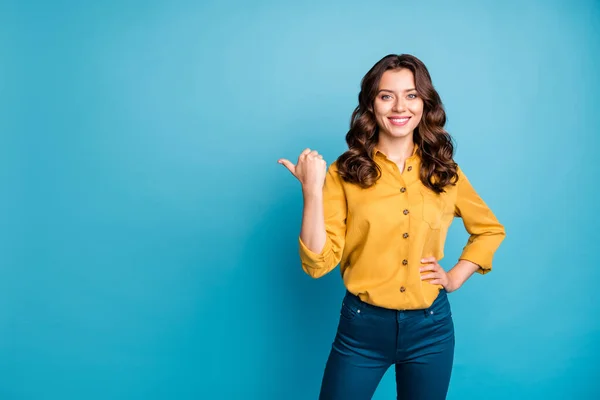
[388,116,411,127]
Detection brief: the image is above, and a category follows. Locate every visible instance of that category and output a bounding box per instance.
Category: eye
[407,93,418,99]
[381,94,392,100]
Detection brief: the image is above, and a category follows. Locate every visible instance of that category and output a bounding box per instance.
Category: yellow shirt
[298,146,506,310]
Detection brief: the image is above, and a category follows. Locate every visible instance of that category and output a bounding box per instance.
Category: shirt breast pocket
[419,188,446,230]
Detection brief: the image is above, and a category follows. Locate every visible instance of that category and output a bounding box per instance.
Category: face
[373,68,424,140]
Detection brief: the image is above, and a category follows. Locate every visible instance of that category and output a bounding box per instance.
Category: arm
[453,166,506,275]
[298,163,347,278]
[420,166,506,291]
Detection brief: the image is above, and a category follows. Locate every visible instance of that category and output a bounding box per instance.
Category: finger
[420,273,440,280]
[308,150,319,158]
[277,159,296,175]
[299,148,312,159]
[421,257,437,264]
[428,279,444,285]
[419,265,438,272]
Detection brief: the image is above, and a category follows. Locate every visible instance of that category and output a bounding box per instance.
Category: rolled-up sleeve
[454,166,506,274]
[298,162,347,278]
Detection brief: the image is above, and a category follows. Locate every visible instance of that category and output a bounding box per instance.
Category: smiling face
[373,68,424,141]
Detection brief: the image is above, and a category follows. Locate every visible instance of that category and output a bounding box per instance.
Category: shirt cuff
[298,236,330,270]
[459,245,495,275]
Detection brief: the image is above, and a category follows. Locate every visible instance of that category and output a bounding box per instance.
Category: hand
[419,257,460,293]
[278,148,327,194]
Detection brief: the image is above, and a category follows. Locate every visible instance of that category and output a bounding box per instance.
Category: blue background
[2,0,599,398]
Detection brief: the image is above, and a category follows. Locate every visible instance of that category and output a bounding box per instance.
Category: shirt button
[403,233,409,239]
[402,259,408,265]
[407,166,412,171]
[400,286,406,292]
[400,187,406,193]
[403,209,409,215]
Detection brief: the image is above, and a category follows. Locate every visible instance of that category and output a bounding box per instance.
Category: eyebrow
[377,88,417,94]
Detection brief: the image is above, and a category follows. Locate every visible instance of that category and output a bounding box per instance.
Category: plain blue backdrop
[2,0,599,399]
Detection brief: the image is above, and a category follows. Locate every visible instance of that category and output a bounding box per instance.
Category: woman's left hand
[419,257,460,293]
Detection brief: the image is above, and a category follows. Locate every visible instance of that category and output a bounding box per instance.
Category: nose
[392,97,406,112]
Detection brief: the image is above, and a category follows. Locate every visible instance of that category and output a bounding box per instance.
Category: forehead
[378,68,415,90]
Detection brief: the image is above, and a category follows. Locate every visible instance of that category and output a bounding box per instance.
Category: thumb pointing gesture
[278,148,327,194]
[278,148,312,178]
[277,158,296,177]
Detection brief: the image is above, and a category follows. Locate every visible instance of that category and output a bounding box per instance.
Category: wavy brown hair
[337,54,458,193]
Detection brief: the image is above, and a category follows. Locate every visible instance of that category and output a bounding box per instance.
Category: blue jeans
[319,289,455,400]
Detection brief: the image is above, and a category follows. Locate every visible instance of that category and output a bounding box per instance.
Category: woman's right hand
[278,148,327,195]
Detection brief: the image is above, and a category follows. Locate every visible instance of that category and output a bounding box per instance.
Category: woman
[278,54,505,400]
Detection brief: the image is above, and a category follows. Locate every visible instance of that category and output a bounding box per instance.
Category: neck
[376,136,415,162]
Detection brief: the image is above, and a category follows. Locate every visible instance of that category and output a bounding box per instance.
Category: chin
[387,127,414,138]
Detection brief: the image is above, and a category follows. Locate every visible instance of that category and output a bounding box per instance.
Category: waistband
[343,289,449,319]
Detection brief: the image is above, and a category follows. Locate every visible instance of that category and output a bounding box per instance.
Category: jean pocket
[429,291,452,323]
[340,301,358,321]
[431,308,452,323]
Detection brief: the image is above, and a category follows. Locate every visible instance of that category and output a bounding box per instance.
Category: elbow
[498,223,507,241]
[487,220,506,241]
[302,264,329,279]
[301,257,339,279]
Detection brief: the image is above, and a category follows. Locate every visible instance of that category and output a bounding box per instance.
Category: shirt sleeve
[454,166,506,274]
[298,162,347,278]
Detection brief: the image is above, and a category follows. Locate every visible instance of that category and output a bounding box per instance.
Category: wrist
[446,270,462,292]
[302,186,323,199]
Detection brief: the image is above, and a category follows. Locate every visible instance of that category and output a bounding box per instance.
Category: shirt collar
[372,142,419,160]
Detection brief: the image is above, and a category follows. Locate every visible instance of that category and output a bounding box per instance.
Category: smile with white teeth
[391,117,409,123]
